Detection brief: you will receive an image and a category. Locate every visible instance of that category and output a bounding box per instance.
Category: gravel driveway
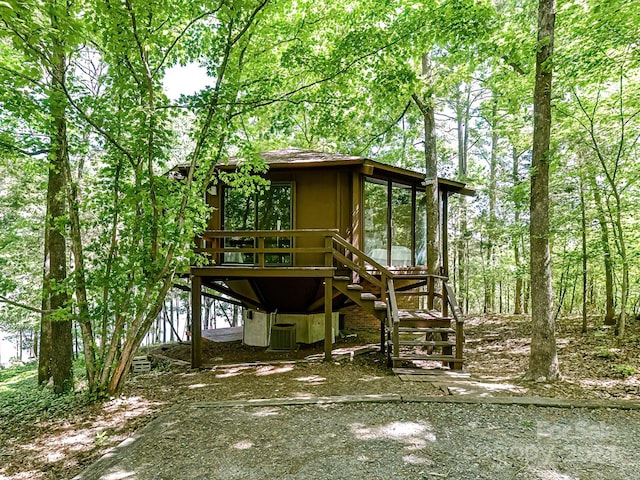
[74,397,640,480]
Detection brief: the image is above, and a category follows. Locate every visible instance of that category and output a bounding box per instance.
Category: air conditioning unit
[270,323,297,350]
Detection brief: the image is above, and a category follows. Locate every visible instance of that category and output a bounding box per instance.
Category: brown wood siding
[207,191,221,229]
[294,169,339,228]
[338,170,352,243]
[295,169,339,265]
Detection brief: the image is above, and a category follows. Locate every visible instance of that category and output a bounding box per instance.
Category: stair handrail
[330,231,453,308]
[387,277,400,362]
[330,233,392,285]
[443,281,464,324]
[443,280,464,366]
[330,233,449,280]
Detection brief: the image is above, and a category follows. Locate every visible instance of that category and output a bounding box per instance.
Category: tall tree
[587,170,616,326]
[526,0,559,381]
[483,99,500,313]
[579,174,588,333]
[23,0,75,393]
[511,145,524,314]
[452,80,472,312]
[413,53,439,279]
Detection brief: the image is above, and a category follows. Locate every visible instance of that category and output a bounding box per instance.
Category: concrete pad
[202,327,243,343]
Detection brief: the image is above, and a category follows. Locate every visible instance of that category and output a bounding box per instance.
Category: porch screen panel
[391,184,412,266]
[364,180,388,266]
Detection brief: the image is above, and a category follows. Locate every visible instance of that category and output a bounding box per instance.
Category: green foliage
[0,362,92,425]
[94,430,109,446]
[612,364,638,378]
[0,152,44,334]
[595,345,614,359]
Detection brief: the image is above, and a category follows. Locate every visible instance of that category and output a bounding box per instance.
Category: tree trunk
[38,231,53,384]
[62,146,97,389]
[486,100,499,314]
[412,53,439,279]
[455,83,471,312]
[580,176,588,332]
[483,242,493,313]
[33,330,39,358]
[106,276,174,395]
[588,174,615,326]
[526,0,559,382]
[169,297,175,342]
[611,191,628,339]
[512,146,523,314]
[553,255,569,321]
[39,28,74,393]
[568,267,577,315]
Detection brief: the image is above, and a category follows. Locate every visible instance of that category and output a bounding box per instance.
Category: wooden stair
[330,234,464,371]
[333,276,387,321]
[332,272,464,371]
[389,307,462,369]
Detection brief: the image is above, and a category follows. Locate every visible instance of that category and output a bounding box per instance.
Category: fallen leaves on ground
[1,314,638,479]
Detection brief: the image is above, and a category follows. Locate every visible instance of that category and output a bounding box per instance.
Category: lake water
[0,302,241,366]
[0,331,17,366]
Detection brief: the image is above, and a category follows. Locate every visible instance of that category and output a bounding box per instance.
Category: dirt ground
[1,314,639,480]
[72,398,640,480]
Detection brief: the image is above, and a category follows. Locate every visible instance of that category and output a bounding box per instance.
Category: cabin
[190,148,473,370]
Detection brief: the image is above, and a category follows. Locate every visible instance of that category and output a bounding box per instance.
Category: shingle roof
[227,147,365,166]
[174,147,474,196]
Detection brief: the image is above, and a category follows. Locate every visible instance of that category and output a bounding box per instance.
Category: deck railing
[197,229,337,268]
[196,229,456,310]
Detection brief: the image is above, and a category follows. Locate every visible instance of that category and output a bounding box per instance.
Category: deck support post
[352,172,362,279]
[191,274,202,368]
[324,275,333,362]
[441,192,449,318]
[380,273,387,354]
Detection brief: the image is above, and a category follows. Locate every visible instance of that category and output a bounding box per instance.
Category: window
[363,178,424,267]
[223,183,293,265]
[364,180,388,265]
[391,184,412,266]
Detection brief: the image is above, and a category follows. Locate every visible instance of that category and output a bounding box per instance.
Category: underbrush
[0,362,93,432]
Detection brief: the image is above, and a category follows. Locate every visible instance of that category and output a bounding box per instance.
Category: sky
[163,63,212,100]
